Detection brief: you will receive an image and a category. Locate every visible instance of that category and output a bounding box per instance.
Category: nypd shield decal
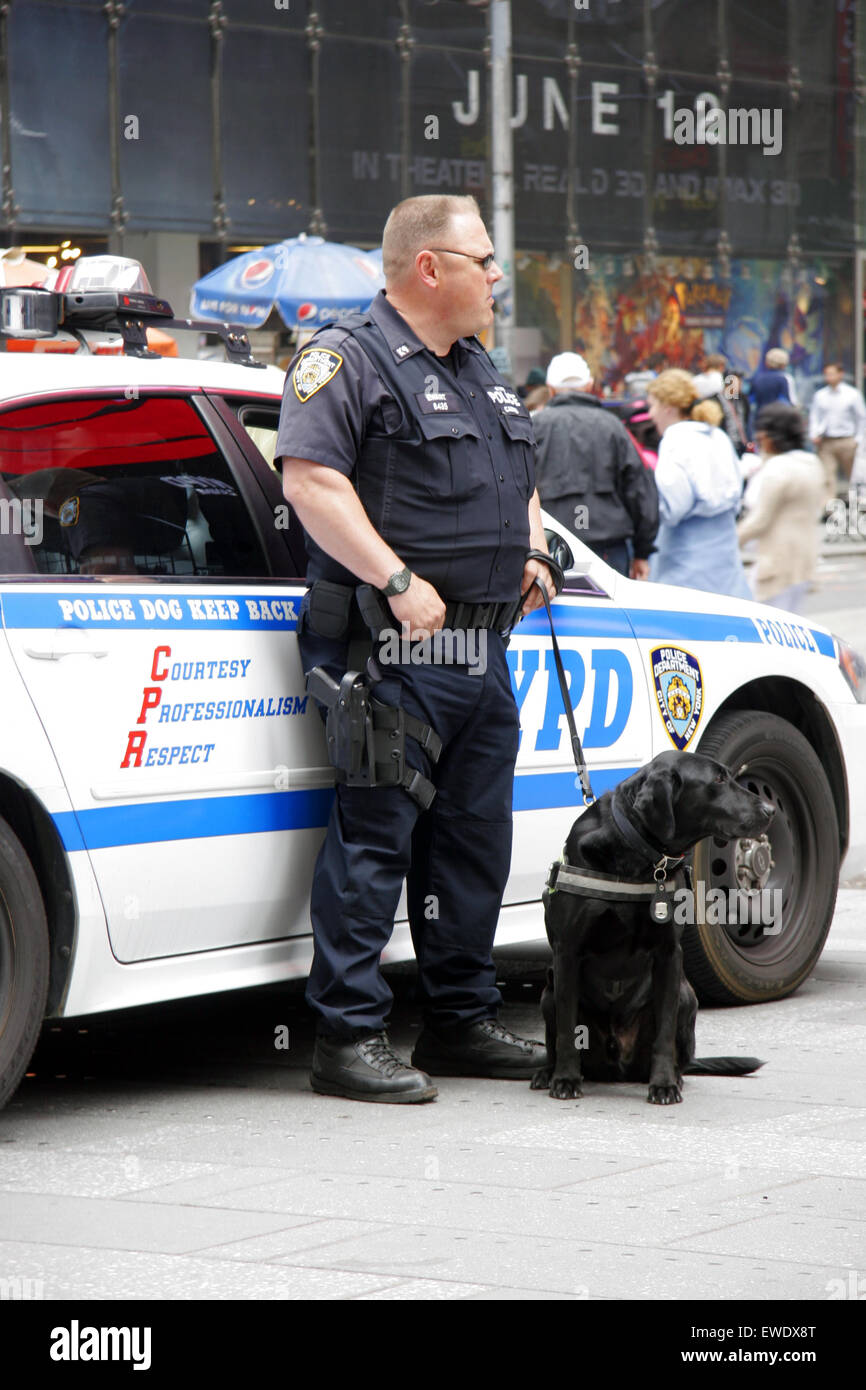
[651,646,703,750]
[292,347,343,402]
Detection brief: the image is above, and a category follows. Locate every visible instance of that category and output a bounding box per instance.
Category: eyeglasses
[428,247,496,271]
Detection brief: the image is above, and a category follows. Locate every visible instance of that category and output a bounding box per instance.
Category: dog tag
[650,888,673,924]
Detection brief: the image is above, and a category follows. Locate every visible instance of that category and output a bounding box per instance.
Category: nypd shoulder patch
[59,497,80,527]
[292,347,343,402]
[651,645,703,750]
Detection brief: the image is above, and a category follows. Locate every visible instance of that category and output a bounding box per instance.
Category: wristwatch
[382,565,412,597]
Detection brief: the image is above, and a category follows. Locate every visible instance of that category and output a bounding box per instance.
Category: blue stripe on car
[53,768,638,851]
[0,592,834,656]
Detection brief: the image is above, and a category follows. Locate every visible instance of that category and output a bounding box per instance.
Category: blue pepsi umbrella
[190,234,385,330]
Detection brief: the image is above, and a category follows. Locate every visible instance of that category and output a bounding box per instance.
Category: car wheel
[0,817,49,1111]
[685,711,839,1004]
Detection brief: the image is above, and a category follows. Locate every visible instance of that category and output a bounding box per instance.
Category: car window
[210,394,309,582]
[0,394,269,578]
[234,404,279,473]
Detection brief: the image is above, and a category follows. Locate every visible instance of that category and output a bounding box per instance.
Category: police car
[1,268,865,1112]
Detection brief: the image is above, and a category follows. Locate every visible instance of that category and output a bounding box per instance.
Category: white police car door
[0,390,324,962]
[503,539,653,901]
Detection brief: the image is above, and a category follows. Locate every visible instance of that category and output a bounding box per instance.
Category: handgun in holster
[305,665,442,810]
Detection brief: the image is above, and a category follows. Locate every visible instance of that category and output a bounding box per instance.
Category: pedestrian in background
[692,397,724,427]
[525,382,552,415]
[532,351,658,578]
[693,353,751,458]
[749,347,798,413]
[519,365,547,399]
[737,403,824,615]
[809,362,866,508]
[691,352,726,403]
[646,368,751,599]
[724,370,753,457]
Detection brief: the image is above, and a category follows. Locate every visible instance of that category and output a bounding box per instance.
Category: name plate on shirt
[415,391,464,414]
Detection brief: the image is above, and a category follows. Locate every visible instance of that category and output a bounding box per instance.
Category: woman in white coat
[736,403,824,614]
[646,369,751,599]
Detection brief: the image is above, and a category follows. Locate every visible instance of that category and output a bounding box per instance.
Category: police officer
[277,194,556,1103]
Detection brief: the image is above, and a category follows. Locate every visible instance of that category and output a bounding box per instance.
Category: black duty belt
[442,598,521,632]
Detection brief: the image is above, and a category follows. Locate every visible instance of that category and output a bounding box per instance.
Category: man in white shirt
[809,363,866,507]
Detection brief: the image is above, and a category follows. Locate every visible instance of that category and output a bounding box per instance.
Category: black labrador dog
[532,750,774,1105]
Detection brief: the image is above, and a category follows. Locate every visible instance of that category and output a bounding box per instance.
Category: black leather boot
[412,1019,547,1079]
[311,1030,438,1103]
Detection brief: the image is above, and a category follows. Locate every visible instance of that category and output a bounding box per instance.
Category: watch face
[389,568,410,594]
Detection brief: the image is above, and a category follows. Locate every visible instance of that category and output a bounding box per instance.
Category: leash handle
[523,573,595,806]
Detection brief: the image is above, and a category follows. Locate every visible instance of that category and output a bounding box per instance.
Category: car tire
[0,817,49,1111]
[685,711,839,1004]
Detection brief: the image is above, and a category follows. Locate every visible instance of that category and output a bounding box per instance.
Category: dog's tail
[683,1056,764,1076]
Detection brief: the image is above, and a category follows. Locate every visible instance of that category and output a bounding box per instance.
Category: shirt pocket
[418,412,483,500]
[496,410,535,499]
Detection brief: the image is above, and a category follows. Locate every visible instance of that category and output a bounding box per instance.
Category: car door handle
[22,629,109,660]
[24,648,109,660]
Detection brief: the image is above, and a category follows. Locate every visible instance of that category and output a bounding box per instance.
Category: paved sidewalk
[1,894,864,1301]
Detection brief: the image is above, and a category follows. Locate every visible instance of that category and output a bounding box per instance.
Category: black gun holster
[305,665,442,810]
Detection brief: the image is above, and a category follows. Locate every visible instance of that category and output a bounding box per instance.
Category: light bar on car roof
[2,278,265,368]
[54,254,154,295]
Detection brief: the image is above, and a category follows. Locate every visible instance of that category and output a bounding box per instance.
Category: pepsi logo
[241,258,275,289]
[298,302,318,321]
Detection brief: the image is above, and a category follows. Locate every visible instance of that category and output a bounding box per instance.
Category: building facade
[1,0,862,388]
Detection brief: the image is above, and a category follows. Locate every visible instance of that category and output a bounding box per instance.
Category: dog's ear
[633,766,681,844]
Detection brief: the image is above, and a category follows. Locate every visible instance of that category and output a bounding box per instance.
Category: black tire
[685,711,839,1004]
[0,816,49,1111]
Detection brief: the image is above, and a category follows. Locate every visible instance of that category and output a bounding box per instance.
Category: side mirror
[543,527,604,594]
[543,528,574,574]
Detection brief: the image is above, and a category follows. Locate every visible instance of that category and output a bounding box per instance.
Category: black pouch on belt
[355,582,391,637]
[306,580,355,640]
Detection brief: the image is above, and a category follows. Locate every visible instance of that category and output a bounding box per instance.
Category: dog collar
[610,787,673,865]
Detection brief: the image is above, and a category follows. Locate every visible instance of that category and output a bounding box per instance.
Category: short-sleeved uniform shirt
[275,290,535,603]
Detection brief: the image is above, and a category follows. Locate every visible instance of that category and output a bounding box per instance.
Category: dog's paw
[647,1083,682,1105]
[530,1067,552,1090]
[549,1075,582,1100]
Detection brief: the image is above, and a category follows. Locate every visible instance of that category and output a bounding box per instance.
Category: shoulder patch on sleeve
[292,347,344,402]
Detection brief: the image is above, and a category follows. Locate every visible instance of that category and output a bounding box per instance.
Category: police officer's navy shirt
[276,290,535,602]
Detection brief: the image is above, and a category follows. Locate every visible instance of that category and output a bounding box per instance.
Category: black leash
[521,554,595,806]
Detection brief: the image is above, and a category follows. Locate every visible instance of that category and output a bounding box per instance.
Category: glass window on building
[119,15,213,230]
[318,39,402,241]
[220,27,310,239]
[8,2,111,227]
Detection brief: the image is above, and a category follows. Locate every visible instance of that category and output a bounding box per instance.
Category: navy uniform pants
[297,601,520,1039]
